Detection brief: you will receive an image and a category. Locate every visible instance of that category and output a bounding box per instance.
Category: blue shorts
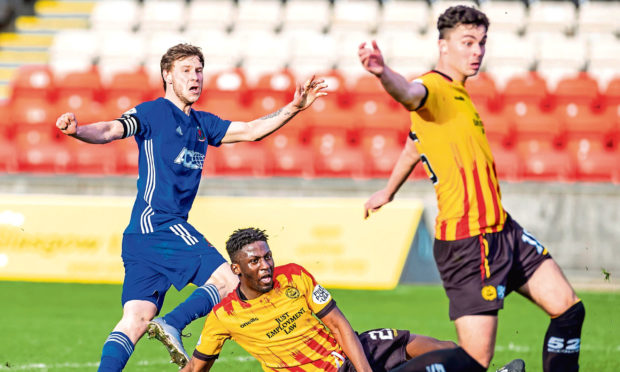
[121,226,227,312]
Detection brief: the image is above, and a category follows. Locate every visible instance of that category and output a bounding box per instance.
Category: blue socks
[98,331,134,372]
[163,283,221,331]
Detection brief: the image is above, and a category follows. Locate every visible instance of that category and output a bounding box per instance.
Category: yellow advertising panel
[0,194,423,289]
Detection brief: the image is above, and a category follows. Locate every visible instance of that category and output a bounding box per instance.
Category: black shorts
[339,328,410,372]
[434,214,551,320]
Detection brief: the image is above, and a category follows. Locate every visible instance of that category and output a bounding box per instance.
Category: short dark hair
[160,43,204,91]
[226,227,269,262]
[437,5,490,39]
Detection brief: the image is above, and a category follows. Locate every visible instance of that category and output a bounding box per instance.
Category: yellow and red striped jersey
[194,263,344,371]
[410,70,507,241]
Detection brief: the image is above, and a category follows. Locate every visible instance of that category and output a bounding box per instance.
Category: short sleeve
[296,265,335,318]
[412,77,431,112]
[194,311,230,359]
[197,112,231,146]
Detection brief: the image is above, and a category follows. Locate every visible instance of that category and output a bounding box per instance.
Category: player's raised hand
[363,189,393,219]
[358,40,385,77]
[292,75,328,111]
[55,112,78,135]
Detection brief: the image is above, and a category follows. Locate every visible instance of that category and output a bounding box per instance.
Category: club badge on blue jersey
[197,126,206,142]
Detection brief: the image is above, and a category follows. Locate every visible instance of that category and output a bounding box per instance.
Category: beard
[172,81,199,105]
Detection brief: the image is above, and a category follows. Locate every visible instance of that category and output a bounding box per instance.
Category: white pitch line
[0,356,256,370]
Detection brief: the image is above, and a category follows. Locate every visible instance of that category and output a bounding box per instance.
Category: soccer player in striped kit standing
[358,5,584,372]
[55,43,327,371]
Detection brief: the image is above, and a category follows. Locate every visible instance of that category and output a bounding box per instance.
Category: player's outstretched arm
[321,305,373,372]
[364,136,421,219]
[180,357,214,372]
[220,76,327,144]
[358,41,426,111]
[55,112,124,144]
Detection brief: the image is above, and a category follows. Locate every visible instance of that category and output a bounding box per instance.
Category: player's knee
[464,345,494,368]
[549,294,582,318]
[120,307,155,333]
[554,300,585,325]
[208,264,239,299]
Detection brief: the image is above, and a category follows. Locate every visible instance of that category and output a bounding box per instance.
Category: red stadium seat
[553,72,602,109]
[268,145,314,178]
[68,141,119,175]
[359,127,404,178]
[351,99,410,131]
[202,68,250,106]
[104,93,142,119]
[514,137,556,158]
[16,139,73,174]
[491,145,522,182]
[104,68,153,102]
[350,74,395,107]
[575,147,620,183]
[245,96,288,122]
[478,106,514,148]
[10,98,59,140]
[10,65,55,101]
[501,72,551,111]
[250,69,295,106]
[104,69,153,116]
[562,103,616,146]
[603,77,620,107]
[0,136,18,173]
[360,128,403,178]
[56,68,104,103]
[359,127,403,151]
[0,102,13,140]
[302,99,358,141]
[565,137,606,162]
[194,96,254,122]
[314,69,350,107]
[114,137,139,175]
[508,103,563,146]
[10,98,57,126]
[212,142,269,177]
[312,146,365,178]
[307,125,364,178]
[55,95,107,126]
[520,148,576,182]
[466,72,501,112]
[262,124,306,150]
[308,126,353,154]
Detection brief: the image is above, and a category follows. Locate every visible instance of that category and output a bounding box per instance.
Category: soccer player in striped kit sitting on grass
[182,227,458,372]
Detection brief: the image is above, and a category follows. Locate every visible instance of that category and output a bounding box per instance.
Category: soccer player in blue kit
[55,43,327,371]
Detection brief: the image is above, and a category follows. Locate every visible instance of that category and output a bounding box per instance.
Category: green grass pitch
[0,281,618,371]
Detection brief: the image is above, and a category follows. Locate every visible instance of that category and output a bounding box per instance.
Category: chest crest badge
[285,287,300,299]
[197,126,206,142]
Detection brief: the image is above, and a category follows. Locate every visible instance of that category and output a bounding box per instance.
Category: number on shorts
[368,329,394,340]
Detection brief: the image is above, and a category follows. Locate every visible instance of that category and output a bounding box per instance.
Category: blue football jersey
[121,98,231,235]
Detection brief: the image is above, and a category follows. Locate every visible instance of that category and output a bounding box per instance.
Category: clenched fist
[56,112,78,135]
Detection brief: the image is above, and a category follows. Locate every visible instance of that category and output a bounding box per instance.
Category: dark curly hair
[437,5,490,39]
[160,43,204,91]
[226,227,269,262]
